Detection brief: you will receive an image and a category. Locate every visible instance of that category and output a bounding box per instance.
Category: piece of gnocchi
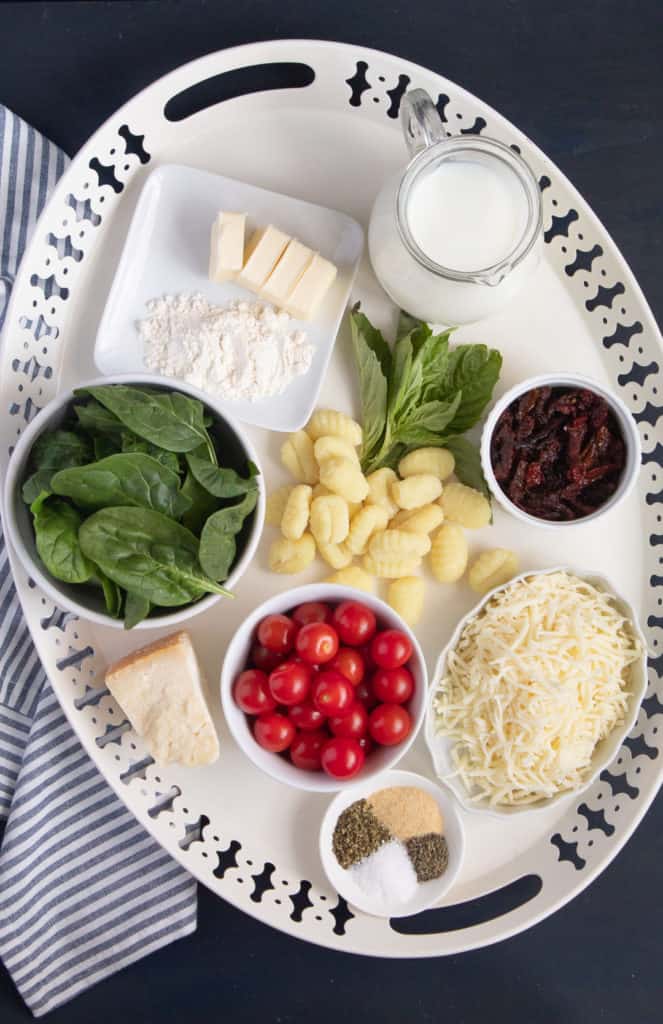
[326,565,375,593]
[314,435,360,467]
[390,504,444,535]
[468,549,519,594]
[369,529,431,560]
[309,494,349,545]
[391,474,443,510]
[317,540,354,570]
[398,447,455,481]
[318,457,369,504]
[430,523,468,583]
[345,505,390,556]
[365,467,399,518]
[280,484,312,541]
[387,576,425,626]
[440,482,491,529]
[314,482,361,518]
[363,553,422,578]
[281,430,318,485]
[307,409,363,447]
[265,485,292,527]
[268,533,316,574]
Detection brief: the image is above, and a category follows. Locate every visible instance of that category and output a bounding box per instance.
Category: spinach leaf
[350,309,390,466]
[438,345,503,434]
[124,592,151,629]
[93,435,121,460]
[31,496,95,584]
[74,399,125,437]
[77,385,215,458]
[186,449,259,499]
[92,570,123,617]
[22,429,92,505]
[443,436,491,499]
[78,507,232,606]
[180,471,220,534]
[199,489,258,581]
[51,453,191,519]
[120,432,181,475]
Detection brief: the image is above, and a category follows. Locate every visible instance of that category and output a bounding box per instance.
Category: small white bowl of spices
[319,769,465,918]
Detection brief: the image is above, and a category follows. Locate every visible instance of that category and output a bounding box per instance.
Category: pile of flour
[139,293,313,402]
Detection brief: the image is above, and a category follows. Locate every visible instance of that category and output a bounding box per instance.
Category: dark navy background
[1,2,662,1020]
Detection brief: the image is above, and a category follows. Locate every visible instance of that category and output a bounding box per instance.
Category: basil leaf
[31,496,95,584]
[79,507,232,606]
[186,449,259,499]
[51,453,191,519]
[397,310,425,340]
[198,490,258,581]
[180,471,221,534]
[22,429,92,505]
[77,385,214,457]
[443,436,491,499]
[124,592,151,629]
[350,310,390,466]
[393,395,462,446]
[438,345,502,434]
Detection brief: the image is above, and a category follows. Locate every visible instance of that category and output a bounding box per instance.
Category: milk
[406,159,529,273]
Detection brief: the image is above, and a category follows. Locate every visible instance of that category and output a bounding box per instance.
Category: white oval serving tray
[1,39,662,957]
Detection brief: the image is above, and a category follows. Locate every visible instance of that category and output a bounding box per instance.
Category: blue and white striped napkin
[0,106,197,1017]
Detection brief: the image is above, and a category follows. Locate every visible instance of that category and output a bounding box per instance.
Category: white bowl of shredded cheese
[425,567,647,815]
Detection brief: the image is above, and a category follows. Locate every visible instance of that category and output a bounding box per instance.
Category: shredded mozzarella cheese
[433,572,641,806]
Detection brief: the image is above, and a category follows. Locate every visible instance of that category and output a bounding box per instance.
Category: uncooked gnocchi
[387,576,425,626]
[391,474,443,510]
[365,467,399,518]
[369,529,431,560]
[313,482,360,518]
[325,565,375,593]
[265,485,292,527]
[281,431,318,485]
[314,435,360,467]
[309,494,349,545]
[468,548,519,594]
[319,457,369,504]
[268,534,316,573]
[307,409,362,447]
[317,540,354,570]
[346,505,389,556]
[440,482,491,529]
[398,447,455,480]
[280,484,312,541]
[363,553,422,578]
[430,523,468,583]
[390,504,444,535]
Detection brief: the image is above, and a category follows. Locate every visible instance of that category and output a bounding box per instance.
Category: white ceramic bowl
[3,373,265,630]
[319,769,465,918]
[480,373,641,528]
[220,584,428,792]
[425,566,648,817]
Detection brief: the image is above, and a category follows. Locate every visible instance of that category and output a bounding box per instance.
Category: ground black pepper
[332,799,391,869]
[405,832,449,882]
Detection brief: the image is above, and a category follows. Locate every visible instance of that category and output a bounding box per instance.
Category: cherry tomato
[358,643,377,671]
[328,647,365,686]
[355,678,378,709]
[250,643,282,673]
[321,737,365,779]
[295,622,339,664]
[332,600,377,646]
[357,734,375,756]
[253,711,295,752]
[292,601,332,627]
[368,703,412,746]
[372,666,414,704]
[233,669,276,715]
[312,671,354,715]
[370,629,413,669]
[329,701,369,739]
[290,729,327,771]
[268,660,312,706]
[257,614,296,654]
[288,702,326,731]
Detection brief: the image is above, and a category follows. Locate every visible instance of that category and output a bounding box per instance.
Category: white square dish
[94,164,364,431]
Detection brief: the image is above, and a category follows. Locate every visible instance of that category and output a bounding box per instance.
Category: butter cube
[285,253,338,320]
[237,224,290,291]
[261,238,314,307]
[209,211,246,282]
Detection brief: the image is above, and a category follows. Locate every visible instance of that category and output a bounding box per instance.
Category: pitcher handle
[400,89,447,158]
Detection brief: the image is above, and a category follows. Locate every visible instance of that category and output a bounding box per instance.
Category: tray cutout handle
[164,62,315,122]
[390,873,542,935]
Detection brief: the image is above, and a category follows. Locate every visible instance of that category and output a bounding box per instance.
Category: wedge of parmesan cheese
[105,631,219,767]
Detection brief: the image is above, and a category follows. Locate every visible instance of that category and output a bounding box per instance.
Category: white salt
[350,840,418,905]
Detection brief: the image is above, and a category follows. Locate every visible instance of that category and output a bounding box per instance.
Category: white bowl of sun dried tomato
[480,373,641,527]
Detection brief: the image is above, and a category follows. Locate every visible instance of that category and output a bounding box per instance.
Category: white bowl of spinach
[4,375,264,629]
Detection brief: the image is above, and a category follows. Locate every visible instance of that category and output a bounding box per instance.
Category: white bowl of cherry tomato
[220,584,427,791]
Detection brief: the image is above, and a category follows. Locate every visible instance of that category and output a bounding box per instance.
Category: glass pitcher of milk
[368,89,543,325]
